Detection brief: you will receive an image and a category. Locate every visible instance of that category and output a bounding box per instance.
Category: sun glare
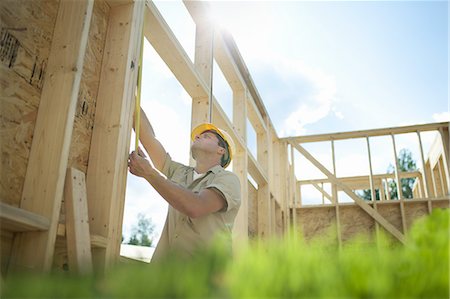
[209,2,276,60]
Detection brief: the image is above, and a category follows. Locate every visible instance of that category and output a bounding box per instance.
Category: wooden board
[86,0,144,270]
[10,0,94,272]
[68,0,110,174]
[297,206,336,242]
[247,180,258,238]
[432,199,450,210]
[339,205,375,242]
[404,201,428,230]
[0,0,59,207]
[64,168,93,274]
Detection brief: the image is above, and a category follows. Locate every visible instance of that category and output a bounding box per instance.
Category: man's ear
[217,147,225,155]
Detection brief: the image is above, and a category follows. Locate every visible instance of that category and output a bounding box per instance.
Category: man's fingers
[137,146,146,158]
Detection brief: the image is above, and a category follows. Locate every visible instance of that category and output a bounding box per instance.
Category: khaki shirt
[151,154,241,261]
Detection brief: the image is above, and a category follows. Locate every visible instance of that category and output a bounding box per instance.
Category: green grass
[3,209,449,298]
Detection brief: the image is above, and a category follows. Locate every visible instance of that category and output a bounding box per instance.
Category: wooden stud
[366,137,380,245]
[10,0,93,272]
[331,139,342,249]
[231,87,248,245]
[438,127,450,193]
[391,134,403,200]
[290,145,297,233]
[64,168,93,275]
[86,0,144,272]
[391,134,407,234]
[417,131,431,198]
[312,183,335,204]
[290,141,405,244]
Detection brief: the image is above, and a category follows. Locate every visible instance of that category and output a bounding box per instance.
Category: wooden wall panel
[339,205,375,242]
[376,202,403,234]
[432,199,450,210]
[68,0,110,173]
[54,0,110,272]
[0,0,58,272]
[297,206,336,241]
[0,0,59,207]
[404,201,428,230]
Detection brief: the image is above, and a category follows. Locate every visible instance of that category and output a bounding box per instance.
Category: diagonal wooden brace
[289,140,405,244]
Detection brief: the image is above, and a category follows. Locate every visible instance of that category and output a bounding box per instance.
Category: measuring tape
[134,26,144,151]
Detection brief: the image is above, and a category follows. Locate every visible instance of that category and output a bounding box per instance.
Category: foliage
[2,209,449,299]
[359,148,418,200]
[126,213,155,247]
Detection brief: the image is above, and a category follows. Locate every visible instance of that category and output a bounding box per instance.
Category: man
[128,108,241,261]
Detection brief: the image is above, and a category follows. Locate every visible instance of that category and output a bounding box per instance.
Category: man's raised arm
[135,107,167,172]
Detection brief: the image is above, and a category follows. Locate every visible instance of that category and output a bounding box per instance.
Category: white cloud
[273,59,338,137]
[432,111,450,122]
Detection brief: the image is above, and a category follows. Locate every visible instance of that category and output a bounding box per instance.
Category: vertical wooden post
[379,179,386,201]
[417,131,431,198]
[437,158,447,196]
[86,0,144,272]
[64,168,93,274]
[391,134,407,233]
[232,88,248,246]
[257,121,271,238]
[10,0,93,272]
[191,14,213,132]
[331,139,342,249]
[290,145,297,234]
[366,137,380,245]
[438,127,450,194]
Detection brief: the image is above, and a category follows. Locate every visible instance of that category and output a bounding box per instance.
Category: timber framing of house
[1,0,449,274]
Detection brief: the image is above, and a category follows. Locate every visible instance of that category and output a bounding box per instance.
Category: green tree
[126,213,155,247]
[359,148,417,200]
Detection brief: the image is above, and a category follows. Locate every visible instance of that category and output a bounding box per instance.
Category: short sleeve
[206,172,241,212]
[161,153,186,180]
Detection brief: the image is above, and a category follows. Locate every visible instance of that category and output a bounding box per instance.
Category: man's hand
[128,147,156,178]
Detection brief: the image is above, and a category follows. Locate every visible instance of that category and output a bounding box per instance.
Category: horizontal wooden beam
[299,171,422,186]
[0,202,50,232]
[283,122,448,143]
[56,224,109,249]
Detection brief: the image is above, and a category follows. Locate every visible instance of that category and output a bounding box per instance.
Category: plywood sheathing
[404,201,428,230]
[0,0,59,207]
[68,0,110,174]
[432,199,450,210]
[297,207,336,242]
[295,199,448,244]
[340,205,375,243]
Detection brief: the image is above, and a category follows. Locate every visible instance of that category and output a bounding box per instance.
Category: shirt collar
[191,164,223,175]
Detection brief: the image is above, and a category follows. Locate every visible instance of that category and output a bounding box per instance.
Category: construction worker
[128,108,241,260]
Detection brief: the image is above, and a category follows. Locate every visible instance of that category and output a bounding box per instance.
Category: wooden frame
[1,0,448,275]
[9,0,94,272]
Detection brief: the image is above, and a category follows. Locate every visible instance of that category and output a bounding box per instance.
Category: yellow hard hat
[191,123,235,168]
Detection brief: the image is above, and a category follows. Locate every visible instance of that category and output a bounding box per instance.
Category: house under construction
[1,0,449,275]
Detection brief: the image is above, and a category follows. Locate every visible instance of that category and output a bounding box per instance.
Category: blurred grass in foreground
[2,209,449,298]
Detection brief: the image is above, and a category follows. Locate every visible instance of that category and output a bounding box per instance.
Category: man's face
[191,130,225,159]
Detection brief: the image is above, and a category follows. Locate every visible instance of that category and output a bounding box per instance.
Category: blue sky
[122,0,448,244]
